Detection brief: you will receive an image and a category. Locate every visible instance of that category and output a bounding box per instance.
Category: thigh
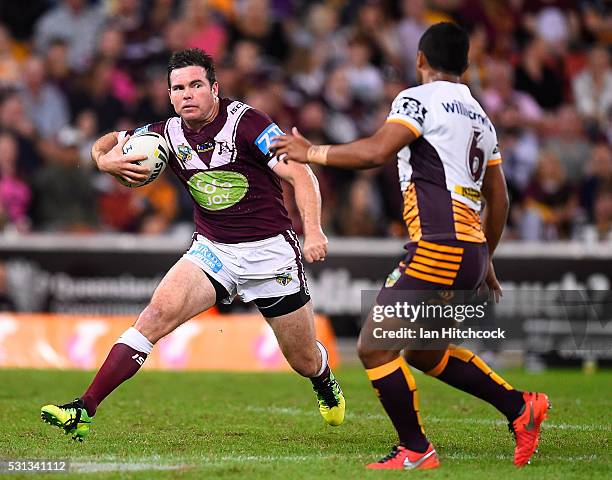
[135,258,217,341]
[184,233,239,302]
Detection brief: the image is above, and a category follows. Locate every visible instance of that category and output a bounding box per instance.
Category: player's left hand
[303,229,328,263]
[271,127,311,164]
[483,260,502,303]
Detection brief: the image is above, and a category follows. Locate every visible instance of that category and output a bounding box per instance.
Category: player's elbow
[363,146,389,168]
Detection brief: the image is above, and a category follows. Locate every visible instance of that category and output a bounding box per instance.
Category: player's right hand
[98,133,150,184]
[271,127,311,164]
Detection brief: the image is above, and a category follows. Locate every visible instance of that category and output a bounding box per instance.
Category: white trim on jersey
[164,101,252,171]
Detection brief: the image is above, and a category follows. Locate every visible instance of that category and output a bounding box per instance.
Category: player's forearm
[482,194,509,256]
[292,166,323,234]
[308,139,387,169]
[91,132,119,169]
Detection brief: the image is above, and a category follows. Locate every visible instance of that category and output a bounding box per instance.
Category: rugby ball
[117,132,169,188]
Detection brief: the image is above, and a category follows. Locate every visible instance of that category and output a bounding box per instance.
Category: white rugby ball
[117,131,169,188]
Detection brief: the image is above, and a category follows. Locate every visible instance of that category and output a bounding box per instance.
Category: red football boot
[510,392,551,467]
[366,443,440,470]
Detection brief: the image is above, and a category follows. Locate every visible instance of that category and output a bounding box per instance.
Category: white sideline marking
[70,462,183,473]
[64,451,600,472]
[243,405,610,431]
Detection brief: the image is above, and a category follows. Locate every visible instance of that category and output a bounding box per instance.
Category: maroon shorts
[377,239,488,303]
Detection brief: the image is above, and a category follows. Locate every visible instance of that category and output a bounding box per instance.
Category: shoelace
[316,377,339,408]
[378,446,402,463]
[58,399,83,430]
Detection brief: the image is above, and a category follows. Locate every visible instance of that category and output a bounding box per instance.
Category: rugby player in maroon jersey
[40,49,345,441]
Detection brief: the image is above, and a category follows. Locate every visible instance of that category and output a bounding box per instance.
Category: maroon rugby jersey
[127,98,292,243]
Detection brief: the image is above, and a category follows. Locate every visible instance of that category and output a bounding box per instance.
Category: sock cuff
[425,350,450,377]
[315,340,328,377]
[449,346,476,363]
[366,357,403,381]
[116,327,153,355]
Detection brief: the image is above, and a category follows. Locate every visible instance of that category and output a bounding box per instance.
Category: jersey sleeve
[386,88,429,138]
[238,108,285,169]
[487,125,503,167]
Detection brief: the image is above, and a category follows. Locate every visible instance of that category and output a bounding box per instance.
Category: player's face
[168,66,219,123]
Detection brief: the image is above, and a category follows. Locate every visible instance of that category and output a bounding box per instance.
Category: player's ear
[212,82,219,98]
[416,51,426,70]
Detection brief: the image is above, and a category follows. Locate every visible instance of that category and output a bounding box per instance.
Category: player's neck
[425,71,461,84]
[183,97,220,132]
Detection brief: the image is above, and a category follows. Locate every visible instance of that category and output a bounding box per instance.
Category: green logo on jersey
[188,171,248,210]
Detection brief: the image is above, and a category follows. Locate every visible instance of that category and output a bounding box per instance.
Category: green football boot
[41,398,93,441]
[313,371,345,426]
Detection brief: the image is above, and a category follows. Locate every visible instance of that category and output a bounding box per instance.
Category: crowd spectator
[520,150,578,241]
[33,0,103,72]
[572,45,612,132]
[0,132,31,234]
[19,56,70,139]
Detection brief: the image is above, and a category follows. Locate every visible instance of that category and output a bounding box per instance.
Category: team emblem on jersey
[385,268,401,288]
[177,143,192,162]
[275,273,292,286]
[391,96,427,127]
[196,141,215,153]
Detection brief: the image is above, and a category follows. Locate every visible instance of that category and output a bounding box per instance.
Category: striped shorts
[377,239,488,303]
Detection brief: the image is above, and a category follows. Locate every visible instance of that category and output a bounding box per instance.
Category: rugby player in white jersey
[40,49,345,441]
[274,23,549,470]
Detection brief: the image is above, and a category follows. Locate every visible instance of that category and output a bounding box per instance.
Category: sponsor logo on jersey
[229,101,245,115]
[255,123,284,156]
[385,268,401,288]
[454,185,481,202]
[187,243,223,273]
[196,141,215,153]
[275,273,292,286]
[134,124,151,135]
[441,100,493,132]
[177,143,192,162]
[187,171,249,211]
[390,96,427,126]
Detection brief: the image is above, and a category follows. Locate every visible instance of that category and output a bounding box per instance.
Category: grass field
[0,367,609,479]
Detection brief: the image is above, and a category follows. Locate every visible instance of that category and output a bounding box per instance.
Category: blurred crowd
[0,0,610,241]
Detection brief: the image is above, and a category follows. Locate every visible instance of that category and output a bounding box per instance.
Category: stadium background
[0,0,610,370]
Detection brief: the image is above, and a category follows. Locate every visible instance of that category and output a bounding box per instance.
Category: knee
[357,337,397,369]
[134,302,168,344]
[403,349,445,373]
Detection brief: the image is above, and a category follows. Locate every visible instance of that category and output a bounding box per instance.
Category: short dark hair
[167,48,216,87]
[418,22,469,76]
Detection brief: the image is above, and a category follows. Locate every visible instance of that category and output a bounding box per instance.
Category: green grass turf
[0,367,609,479]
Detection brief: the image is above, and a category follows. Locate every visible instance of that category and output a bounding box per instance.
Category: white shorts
[183,230,308,304]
